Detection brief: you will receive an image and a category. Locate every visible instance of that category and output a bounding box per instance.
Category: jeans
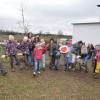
[55,57,60,69]
[83,55,89,71]
[34,59,42,73]
[28,51,34,65]
[64,54,72,69]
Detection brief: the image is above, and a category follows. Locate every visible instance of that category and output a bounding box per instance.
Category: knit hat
[35,42,42,47]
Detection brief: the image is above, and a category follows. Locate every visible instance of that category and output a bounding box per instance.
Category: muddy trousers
[50,55,55,65]
[9,55,19,69]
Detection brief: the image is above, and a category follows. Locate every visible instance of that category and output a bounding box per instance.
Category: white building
[72,22,100,45]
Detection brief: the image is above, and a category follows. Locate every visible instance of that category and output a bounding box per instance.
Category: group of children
[0,33,100,79]
[4,33,48,76]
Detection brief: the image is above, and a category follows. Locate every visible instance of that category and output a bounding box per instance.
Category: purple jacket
[5,40,17,56]
[18,41,30,55]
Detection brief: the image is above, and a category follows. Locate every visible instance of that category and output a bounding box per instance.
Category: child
[5,35,19,72]
[94,49,100,79]
[64,41,72,71]
[41,39,47,70]
[91,46,96,73]
[0,61,7,76]
[83,44,93,73]
[18,36,30,69]
[33,43,44,76]
[71,52,77,71]
[64,52,72,71]
[81,43,88,73]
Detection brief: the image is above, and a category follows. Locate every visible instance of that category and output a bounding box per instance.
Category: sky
[0,0,100,34]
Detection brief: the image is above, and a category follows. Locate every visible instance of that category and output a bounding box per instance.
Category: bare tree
[21,2,25,33]
[17,0,31,35]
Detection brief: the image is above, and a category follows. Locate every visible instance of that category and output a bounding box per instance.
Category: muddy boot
[93,73,98,79]
[64,66,67,71]
[33,72,36,77]
[54,66,58,70]
[64,66,68,71]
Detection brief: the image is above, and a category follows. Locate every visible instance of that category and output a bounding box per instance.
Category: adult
[53,40,61,70]
[27,32,33,39]
[27,32,35,66]
[35,35,40,43]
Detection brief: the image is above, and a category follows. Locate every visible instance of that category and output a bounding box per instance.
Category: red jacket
[33,47,47,60]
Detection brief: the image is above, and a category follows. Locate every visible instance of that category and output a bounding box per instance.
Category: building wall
[73,23,100,45]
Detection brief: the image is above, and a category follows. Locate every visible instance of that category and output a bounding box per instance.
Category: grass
[0,60,100,100]
[0,35,100,100]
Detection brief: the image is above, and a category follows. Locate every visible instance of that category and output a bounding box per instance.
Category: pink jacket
[33,47,47,60]
[96,51,100,62]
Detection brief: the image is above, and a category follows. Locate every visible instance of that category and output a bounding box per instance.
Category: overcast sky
[0,0,100,34]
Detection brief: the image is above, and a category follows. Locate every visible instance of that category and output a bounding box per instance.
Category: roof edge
[72,22,100,25]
